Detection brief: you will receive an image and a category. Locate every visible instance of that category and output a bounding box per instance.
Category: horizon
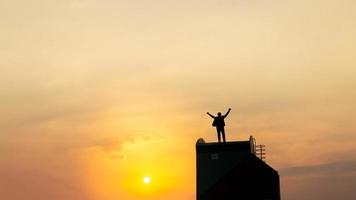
[1,0,356,200]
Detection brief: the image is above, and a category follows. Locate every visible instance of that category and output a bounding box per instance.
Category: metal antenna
[255,144,266,162]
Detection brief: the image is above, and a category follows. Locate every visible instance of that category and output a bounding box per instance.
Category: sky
[1,0,356,199]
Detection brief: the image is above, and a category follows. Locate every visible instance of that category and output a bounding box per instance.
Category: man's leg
[216,128,221,143]
[221,127,226,142]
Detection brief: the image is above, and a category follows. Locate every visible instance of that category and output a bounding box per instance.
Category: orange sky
[1,0,356,200]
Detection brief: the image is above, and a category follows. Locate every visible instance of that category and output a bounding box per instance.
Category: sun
[143,176,151,184]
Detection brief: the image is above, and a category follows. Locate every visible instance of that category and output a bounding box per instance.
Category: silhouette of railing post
[249,135,256,155]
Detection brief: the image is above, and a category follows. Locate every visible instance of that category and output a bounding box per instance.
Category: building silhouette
[196,136,280,200]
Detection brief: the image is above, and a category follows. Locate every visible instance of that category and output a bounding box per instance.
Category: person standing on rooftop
[207,108,231,143]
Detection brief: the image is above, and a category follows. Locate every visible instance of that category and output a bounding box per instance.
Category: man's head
[217,112,222,117]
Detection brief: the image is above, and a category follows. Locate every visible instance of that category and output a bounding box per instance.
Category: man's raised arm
[224,108,231,117]
[207,112,215,118]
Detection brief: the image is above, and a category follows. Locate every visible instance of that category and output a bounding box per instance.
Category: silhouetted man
[207,108,231,143]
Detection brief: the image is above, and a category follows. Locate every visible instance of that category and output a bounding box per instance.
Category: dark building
[196,137,280,200]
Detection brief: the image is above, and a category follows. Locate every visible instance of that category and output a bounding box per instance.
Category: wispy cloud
[280,160,356,176]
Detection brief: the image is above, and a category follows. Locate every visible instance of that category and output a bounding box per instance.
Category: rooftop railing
[250,136,266,162]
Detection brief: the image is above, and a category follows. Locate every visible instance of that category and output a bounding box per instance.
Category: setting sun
[143,176,151,184]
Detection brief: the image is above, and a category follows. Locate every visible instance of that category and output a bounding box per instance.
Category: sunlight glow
[143,176,151,184]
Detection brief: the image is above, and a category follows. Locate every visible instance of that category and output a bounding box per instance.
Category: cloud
[282,174,356,200]
[0,162,91,200]
[280,160,356,200]
[92,134,160,160]
[279,160,356,176]
[94,137,124,153]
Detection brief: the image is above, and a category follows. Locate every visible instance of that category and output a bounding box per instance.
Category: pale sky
[1,0,356,200]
